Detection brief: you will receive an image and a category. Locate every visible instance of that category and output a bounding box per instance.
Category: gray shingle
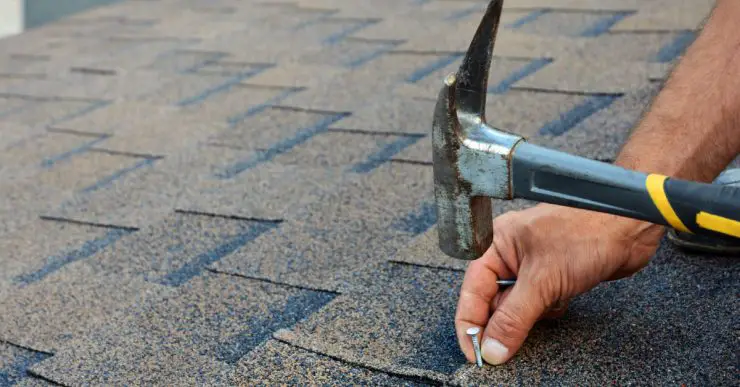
[0,0,733,385]
[328,96,435,134]
[210,218,414,293]
[181,162,348,221]
[0,259,173,353]
[0,218,115,297]
[0,342,51,386]
[275,262,466,383]
[232,339,431,386]
[272,129,424,170]
[29,271,337,385]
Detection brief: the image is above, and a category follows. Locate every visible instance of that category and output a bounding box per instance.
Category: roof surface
[0,0,737,385]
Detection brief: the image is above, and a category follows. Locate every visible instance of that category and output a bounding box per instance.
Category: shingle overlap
[0,0,735,385]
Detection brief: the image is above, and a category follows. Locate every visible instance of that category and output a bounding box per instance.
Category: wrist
[536,203,665,246]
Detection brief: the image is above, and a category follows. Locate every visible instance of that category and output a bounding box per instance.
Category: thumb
[480,281,549,365]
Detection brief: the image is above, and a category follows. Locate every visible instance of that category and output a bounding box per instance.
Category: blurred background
[0,0,120,38]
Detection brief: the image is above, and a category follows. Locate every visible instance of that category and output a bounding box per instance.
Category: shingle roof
[0,0,737,385]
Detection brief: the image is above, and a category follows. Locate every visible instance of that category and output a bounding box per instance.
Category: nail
[466,327,483,367]
[481,337,509,365]
[496,279,516,287]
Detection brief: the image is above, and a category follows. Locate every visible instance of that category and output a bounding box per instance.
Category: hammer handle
[659,177,740,238]
[512,143,740,240]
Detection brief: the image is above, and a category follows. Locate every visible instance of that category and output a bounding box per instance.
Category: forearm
[615,0,740,182]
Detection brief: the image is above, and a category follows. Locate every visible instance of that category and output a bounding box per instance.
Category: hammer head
[432,0,525,260]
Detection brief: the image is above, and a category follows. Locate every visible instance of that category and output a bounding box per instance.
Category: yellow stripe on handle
[696,211,740,238]
[645,174,691,233]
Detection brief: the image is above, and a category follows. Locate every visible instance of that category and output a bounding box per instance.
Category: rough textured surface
[0,0,736,385]
[29,272,337,385]
[232,339,432,386]
[0,342,51,386]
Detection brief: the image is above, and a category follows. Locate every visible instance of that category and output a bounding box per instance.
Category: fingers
[480,280,550,365]
[455,249,513,363]
[455,260,499,362]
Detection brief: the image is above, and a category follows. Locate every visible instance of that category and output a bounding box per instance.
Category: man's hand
[453,0,740,366]
[454,203,665,365]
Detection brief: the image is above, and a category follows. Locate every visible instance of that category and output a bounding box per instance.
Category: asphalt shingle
[232,339,433,386]
[0,218,121,297]
[275,262,466,382]
[0,0,736,385]
[0,341,51,386]
[29,271,337,385]
[0,260,172,353]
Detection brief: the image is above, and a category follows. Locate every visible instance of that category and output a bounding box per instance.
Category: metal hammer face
[432,0,524,260]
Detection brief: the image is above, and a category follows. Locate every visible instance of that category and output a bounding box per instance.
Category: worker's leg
[667,168,740,254]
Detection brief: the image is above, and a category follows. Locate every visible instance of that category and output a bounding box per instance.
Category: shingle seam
[155,221,280,287]
[176,66,276,107]
[41,134,111,169]
[323,19,381,45]
[579,11,636,37]
[87,148,165,160]
[206,267,342,296]
[350,135,424,174]
[25,372,68,386]
[14,228,134,285]
[290,10,338,31]
[387,260,465,274]
[488,58,553,94]
[217,112,350,179]
[328,127,425,137]
[445,4,486,22]
[390,159,432,166]
[50,100,111,127]
[174,209,283,224]
[79,157,159,194]
[226,87,305,127]
[345,41,403,69]
[270,335,444,386]
[538,94,621,136]
[69,67,117,76]
[38,215,140,232]
[608,29,698,34]
[46,128,109,138]
[268,105,339,114]
[509,86,624,97]
[507,9,550,28]
[0,93,101,103]
[505,8,637,15]
[406,53,464,83]
[0,73,46,80]
[0,339,53,357]
[0,340,56,386]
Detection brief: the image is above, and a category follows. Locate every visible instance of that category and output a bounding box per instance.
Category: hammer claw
[455,0,504,119]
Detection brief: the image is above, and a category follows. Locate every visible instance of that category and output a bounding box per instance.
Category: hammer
[432,0,740,260]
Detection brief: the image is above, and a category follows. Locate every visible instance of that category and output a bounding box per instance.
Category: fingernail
[481,337,509,365]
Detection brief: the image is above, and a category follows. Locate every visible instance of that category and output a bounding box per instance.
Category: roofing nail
[466,326,483,367]
[496,279,516,287]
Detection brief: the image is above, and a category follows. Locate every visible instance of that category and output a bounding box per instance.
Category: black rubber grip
[663,178,740,239]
